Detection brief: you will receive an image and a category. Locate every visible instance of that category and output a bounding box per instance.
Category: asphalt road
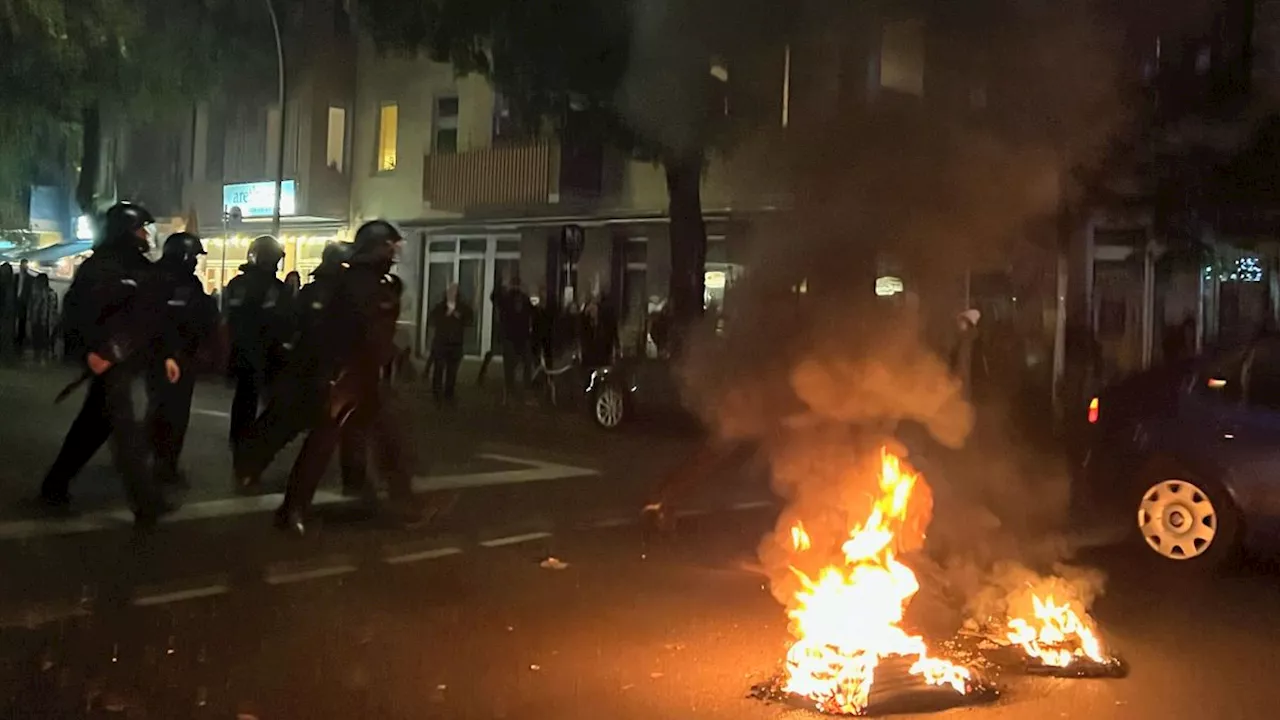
[0,364,1278,719]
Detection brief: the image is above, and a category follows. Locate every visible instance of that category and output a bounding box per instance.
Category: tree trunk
[75,103,101,214]
[664,151,707,330]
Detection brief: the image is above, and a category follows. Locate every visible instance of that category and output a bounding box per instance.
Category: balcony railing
[423,141,556,212]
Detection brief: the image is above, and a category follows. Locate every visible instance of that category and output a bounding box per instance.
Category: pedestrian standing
[531,286,554,370]
[0,264,14,361]
[28,273,54,363]
[14,258,33,353]
[147,232,217,487]
[38,202,174,526]
[427,282,472,405]
[284,270,302,299]
[223,235,292,451]
[492,276,534,402]
[276,221,428,535]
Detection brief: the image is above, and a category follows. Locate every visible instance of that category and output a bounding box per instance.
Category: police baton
[53,369,93,405]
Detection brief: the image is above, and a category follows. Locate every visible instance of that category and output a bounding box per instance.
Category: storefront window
[198,231,342,294]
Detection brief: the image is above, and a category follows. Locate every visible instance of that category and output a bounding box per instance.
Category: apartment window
[326,106,346,172]
[434,96,459,154]
[377,102,398,172]
[880,19,925,96]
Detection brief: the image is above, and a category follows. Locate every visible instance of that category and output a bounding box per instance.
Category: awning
[19,240,93,264]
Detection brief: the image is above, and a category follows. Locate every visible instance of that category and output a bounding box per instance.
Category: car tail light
[1087,397,1099,424]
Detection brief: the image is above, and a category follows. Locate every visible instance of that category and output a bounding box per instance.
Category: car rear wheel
[1133,464,1240,569]
[592,385,626,430]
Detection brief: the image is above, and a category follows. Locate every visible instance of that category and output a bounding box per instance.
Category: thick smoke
[614,0,1165,625]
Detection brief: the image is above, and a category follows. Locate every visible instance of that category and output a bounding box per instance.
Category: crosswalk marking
[0,454,598,541]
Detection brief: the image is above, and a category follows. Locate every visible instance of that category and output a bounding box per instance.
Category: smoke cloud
[615,0,1164,625]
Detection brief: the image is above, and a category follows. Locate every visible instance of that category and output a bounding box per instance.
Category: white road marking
[133,584,229,607]
[590,517,636,528]
[730,500,775,511]
[383,547,464,565]
[479,531,553,548]
[265,563,358,585]
[192,407,230,418]
[0,455,598,541]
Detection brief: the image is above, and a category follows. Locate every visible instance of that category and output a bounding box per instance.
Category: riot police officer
[275,221,424,535]
[39,202,174,525]
[233,241,367,496]
[148,232,217,486]
[223,235,291,450]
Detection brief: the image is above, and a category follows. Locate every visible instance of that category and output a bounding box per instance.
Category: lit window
[880,19,925,96]
[377,103,398,172]
[327,106,346,173]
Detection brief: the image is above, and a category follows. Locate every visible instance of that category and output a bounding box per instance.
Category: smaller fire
[1006,593,1106,669]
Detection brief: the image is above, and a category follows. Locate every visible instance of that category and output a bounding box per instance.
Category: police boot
[273,505,308,537]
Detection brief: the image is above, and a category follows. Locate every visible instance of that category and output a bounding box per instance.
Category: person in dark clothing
[28,273,55,363]
[427,282,473,404]
[284,270,302,299]
[147,232,217,487]
[223,235,291,449]
[492,277,534,401]
[276,221,427,535]
[0,264,14,360]
[531,286,554,370]
[38,202,175,526]
[579,296,619,369]
[233,241,370,497]
[14,258,34,352]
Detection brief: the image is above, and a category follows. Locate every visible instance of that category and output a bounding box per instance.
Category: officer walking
[38,202,175,526]
[224,235,291,452]
[233,241,367,497]
[275,221,426,535]
[148,232,217,487]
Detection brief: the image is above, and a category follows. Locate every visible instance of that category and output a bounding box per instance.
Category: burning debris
[963,563,1127,679]
[754,450,997,715]
[751,449,1124,716]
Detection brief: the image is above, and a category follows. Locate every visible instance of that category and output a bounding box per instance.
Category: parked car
[1080,336,1280,569]
[583,356,687,430]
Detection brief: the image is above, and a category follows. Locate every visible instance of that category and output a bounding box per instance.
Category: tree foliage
[361,0,793,323]
[0,0,300,225]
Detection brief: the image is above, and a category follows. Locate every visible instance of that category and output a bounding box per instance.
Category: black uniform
[148,233,216,486]
[224,237,291,446]
[277,221,419,534]
[233,244,366,493]
[39,203,170,524]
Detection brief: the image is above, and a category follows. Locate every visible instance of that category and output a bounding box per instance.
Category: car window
[1247,342,1280,412]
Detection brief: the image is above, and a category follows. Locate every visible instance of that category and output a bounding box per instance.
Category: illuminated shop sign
[222,180,297,219]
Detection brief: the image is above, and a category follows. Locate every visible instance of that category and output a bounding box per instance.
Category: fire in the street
[1005,593,1107,668]
[779,449,975,715]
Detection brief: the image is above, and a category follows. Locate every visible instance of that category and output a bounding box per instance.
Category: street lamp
[265,0,286,238]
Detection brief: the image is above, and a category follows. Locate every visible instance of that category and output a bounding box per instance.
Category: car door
[1210,339,1280,522]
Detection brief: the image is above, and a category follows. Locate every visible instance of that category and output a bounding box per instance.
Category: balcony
[423,141,558,213]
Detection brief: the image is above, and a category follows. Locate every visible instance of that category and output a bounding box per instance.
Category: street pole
[266,0,286,238]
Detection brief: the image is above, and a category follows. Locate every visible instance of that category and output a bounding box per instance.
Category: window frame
[433,95,460,155]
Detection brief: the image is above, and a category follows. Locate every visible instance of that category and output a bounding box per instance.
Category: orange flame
[780,449,971,714]
[1006,593,1107,667]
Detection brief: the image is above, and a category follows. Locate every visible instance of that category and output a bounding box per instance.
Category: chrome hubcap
[596,390,623,427]
[1137,479,1218,560]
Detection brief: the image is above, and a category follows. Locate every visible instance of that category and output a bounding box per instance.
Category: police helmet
[351,220,402,259]
[163,232,206,262]
[102,202,155,245]
[321,241,352,266]
[247,235,285,269]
